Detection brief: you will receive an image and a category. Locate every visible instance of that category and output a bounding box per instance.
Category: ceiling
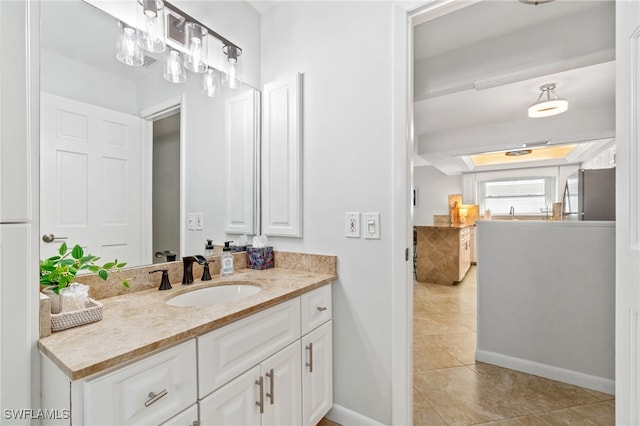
[413,0,616,175]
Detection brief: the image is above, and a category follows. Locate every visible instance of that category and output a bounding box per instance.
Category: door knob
[42,234,68,243]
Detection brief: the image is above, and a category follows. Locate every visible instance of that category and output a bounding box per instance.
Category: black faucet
[182,255,208,284]
[196,255,212,281]
[149,269,172,291]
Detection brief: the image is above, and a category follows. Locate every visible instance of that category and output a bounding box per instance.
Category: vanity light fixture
[119,0,243,94]
[164,50,186,83]
[202,68,221,97]
[528,83,568,118]
[116,22,144,67]
[136,0,166,53]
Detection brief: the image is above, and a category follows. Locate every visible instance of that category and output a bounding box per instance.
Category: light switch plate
[195,212,204,230]
[188,213,196,230]
[345,212,360,238]
[363,212,380,239]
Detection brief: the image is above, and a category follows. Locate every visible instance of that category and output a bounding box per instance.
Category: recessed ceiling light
[519,0,555,5]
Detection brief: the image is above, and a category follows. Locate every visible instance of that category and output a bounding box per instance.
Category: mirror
[39,0,259,268]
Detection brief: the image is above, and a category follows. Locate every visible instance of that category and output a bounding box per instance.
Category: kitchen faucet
[509,206,515,217]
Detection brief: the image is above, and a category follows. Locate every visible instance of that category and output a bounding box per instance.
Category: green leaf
[59,259,75,266]
[58,242,67,256]
[116,262,127,269]
[88,266,100,272]
[71,244,84,260]
[98,269,108,280]
[121,280,130,288]
[40,264,56,272]
[102,262,116,270]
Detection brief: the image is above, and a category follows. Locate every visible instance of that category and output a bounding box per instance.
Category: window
[478,177,555,215]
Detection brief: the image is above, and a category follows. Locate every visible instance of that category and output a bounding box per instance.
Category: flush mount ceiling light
[528,83,568,118]
[505,149,532,157]
[518,0,555,5]
[118,0,243,95]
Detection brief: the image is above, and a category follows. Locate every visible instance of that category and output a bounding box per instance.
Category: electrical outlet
[363,212,380,239]
[345,212,360,238]
[195,212,204,230]
[188,213,196,230]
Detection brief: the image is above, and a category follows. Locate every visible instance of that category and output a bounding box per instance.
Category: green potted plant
[40,242,130,313]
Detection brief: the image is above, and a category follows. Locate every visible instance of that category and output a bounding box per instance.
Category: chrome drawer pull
[316,306,328,312]
[266,368,275,405]
[306,343,314,373]
[255,376,264,414]
[144,389,168,407]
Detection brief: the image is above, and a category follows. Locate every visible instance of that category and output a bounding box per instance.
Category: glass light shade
[222,45,243,89]
[184,22,208,73]
[116,22,144,67]
[137,0,166,53]
[528,99,569,118]
[202,68,220,97]
[164,50,186,84]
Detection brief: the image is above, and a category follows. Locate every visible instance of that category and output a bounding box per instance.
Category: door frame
[140,95,185,263]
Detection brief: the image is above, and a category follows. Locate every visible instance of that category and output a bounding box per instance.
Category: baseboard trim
[476,349,615,395]
[326,403,386,426]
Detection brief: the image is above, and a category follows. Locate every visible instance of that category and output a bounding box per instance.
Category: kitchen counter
[38,267,336,380]
[415,224,474,284]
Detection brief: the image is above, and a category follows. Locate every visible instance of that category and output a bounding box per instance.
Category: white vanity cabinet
[41,283,333,426]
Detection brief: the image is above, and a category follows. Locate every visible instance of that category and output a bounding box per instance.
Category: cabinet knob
[316,306,327,312]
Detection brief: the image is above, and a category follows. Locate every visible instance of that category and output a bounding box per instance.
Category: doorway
[152,112,181,263]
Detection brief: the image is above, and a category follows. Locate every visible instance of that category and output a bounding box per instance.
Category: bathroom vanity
[39,267,335,426]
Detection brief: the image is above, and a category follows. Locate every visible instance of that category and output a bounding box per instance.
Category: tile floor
[414,266,615,426]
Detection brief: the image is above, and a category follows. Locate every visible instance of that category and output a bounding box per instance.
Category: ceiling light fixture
[118,0,243,95]
[505,149,532,157]
[518,0,555,5]
[528,83,568,118]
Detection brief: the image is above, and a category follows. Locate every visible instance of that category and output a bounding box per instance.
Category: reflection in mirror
[39,0,259,269]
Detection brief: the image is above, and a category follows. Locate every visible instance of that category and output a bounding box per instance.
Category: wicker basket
[51,298,103,332]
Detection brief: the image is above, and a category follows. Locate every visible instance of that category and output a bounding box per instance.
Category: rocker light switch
[363,213,380,239]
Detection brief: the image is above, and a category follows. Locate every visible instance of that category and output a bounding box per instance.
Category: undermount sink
[166,283,262,307]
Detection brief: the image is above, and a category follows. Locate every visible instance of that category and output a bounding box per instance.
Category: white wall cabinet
[262,74,303,237]
[461,173,476,205]
[41,284,333,426]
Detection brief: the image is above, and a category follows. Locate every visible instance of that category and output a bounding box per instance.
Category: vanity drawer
[83,339,197,426]
[198,298,301,398]
[301,284,332,335]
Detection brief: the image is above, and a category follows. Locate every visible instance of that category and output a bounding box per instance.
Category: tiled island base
[415,225,473,285]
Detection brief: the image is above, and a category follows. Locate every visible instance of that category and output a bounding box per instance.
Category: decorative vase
[42,286,61,314]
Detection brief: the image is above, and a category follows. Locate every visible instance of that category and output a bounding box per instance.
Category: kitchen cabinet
[470,226,477,264]
[415,225,472,285]
[461,173,477,205]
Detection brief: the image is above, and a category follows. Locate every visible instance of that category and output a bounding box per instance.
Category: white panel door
[224,89,256,235]
[301,321,333,426]
[262,74,303,237]
[40,93,143,265]
[262,342,302,426]
[616,2,640,424]
[199,365,262,426]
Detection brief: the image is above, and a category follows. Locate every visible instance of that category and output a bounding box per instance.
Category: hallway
[413,267,615,425]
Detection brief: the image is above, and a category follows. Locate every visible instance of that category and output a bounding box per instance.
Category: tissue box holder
[51,298,103,332]
[247,247,274,270]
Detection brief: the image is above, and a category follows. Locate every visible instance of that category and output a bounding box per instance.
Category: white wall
[413,165,462,225]
[261,2,396,423]
[476,220,615,393]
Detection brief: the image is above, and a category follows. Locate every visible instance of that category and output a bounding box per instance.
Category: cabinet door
[199,365,261,426]
[160,404,198,426]
[262,342,302,426]
[301,321,333,426]
[262,73,303,237]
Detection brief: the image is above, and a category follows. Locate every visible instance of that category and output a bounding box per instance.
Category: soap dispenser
[205,239,214,256]
[221,241,234,276]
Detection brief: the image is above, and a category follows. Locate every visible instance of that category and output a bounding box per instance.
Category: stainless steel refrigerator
[562,168,616,220]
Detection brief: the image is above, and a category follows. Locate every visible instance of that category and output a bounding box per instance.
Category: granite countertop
[38,267,336,380]
[415,224,475,229]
